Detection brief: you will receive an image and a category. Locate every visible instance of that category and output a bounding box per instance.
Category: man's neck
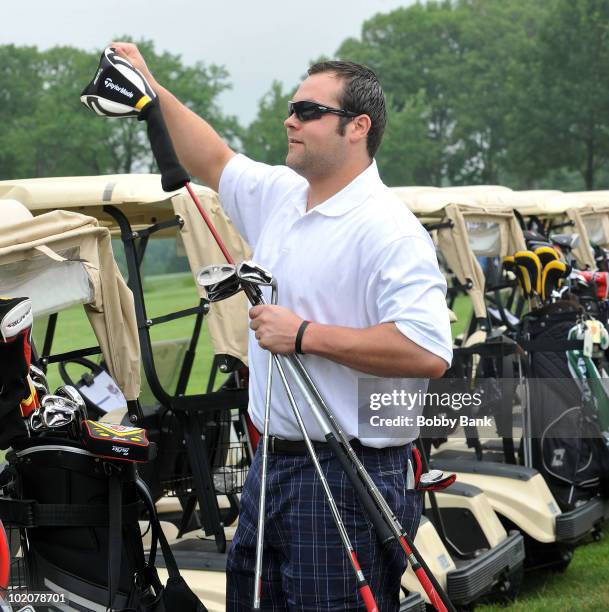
[306,158,372,211]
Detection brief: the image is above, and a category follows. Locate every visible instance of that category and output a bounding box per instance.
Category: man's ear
[349,114,372,145]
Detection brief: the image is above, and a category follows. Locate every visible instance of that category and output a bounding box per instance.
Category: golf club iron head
[80,47,156,118]
[29,409,45,433]
[29,364,49,397]
[39,395,81,435]
[196,264,242,302]
[236,260,278,305]
[55,385,88,417]
[235,260,274,286]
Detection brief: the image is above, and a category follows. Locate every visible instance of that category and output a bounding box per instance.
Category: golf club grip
[325,434,394,545]
[142,100,190,192]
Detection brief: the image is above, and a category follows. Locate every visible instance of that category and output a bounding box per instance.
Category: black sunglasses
[288,100,358,122]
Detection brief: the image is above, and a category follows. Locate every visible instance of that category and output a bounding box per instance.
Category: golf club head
[0,297,32,342]
[196,264,242,302]
[30,378,48,401]
[80,47,156,118]
[29,409,45,433]
[29,364,49,395]
[235,260,274,286]
[417,468,456,492]
[55,385,87,415]
[236,260,278,305]
[514,251,542,295]
[40,395,79,430]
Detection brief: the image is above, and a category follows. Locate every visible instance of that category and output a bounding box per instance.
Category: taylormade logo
[104,78,134,99]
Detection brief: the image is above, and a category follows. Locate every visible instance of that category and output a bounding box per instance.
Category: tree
[0,41,238,180]
[377,92,444,186]
[338,1,462,185]
[511,0,609,189]
[241,80,291,165]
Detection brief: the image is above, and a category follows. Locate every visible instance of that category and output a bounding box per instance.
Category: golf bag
[1,436,206,611]
[520,301,609,510]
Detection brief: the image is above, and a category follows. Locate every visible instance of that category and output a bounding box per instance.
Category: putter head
[0,297,32,342]
[80,47,156,118]
[196,264,241,302]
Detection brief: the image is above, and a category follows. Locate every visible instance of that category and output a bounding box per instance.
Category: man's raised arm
[111,42,235,192]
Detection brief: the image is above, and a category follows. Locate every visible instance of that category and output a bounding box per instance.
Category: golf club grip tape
[141,100,190,192]
[326,435,394,545]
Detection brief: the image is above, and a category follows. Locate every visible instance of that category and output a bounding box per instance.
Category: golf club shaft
[184,183,235,265]
[252,350,275,609]
[283,355,451,612]
[272,355,378,612]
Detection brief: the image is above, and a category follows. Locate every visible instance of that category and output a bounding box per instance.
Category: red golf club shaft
[185,182,235,265]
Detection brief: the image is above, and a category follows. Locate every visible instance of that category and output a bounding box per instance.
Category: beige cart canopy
[566,191,609,250]
[0,174,251,365]
[457,189,595,270]
[395,189,526,337]
[0,199,140,400]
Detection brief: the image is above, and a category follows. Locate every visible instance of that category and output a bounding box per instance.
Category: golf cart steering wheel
[57,356,111,420]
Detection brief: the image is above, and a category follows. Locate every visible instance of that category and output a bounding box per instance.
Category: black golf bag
[520,301,609,510]
[0,435,207,611]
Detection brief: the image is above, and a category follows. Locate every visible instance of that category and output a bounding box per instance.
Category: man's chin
[286,154,306,176]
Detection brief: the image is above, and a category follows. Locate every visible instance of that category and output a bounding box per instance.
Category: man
[113,43,453,610]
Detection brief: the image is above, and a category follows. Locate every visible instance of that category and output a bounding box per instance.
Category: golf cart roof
[568,191,609,206]
[0,174,199,236]
[392,187,526,335]
[0,174,250,364]
[564,192,609,249]
[392,188,497,216]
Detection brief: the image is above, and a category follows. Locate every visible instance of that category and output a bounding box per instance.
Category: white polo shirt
[219,154,453,447]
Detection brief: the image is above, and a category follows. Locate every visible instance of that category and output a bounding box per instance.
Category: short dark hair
[307,60,386,158]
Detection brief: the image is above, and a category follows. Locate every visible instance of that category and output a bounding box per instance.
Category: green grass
[479,535,609,611]
[450,294,473,339]
[33,272,220,399]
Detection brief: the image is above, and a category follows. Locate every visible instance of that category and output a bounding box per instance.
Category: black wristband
[295,320,310,355]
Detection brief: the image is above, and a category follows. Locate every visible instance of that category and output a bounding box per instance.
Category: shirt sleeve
[218,153,303,248]
[366,233,453,366]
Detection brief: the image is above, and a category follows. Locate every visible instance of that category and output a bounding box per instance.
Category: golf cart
[0,199,204,609]
[393,186,607,571]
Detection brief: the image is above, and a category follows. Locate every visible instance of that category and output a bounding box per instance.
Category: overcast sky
[2,0,414,125]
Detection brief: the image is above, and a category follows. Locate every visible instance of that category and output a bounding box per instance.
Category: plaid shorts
[226,441,422,611]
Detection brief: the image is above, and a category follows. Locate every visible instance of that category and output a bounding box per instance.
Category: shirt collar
[294,160,382,218]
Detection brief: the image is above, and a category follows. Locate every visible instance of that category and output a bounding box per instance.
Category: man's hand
[249,305,303,354]
[110,41,156,87]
